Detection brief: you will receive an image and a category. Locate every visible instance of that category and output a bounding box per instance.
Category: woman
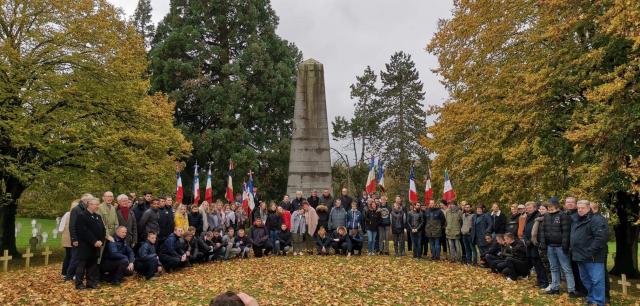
[314,226,331,255]
[59,199,80,278]
[207,202,224,233]
[199,201,210,234]
[235,203,248,230]
[532,204,551,286]
[174,204,190,233]
[188,204,204,236]
[224,204,237,231]
[364,202,382,256]
[290,206,306,255]
[265,202,282,251]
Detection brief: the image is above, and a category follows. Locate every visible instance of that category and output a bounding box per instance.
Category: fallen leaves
[0,256,622,305]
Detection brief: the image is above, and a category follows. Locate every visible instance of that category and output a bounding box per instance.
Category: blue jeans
[578,262,605,306]
[462,235,473,264]
[428,237,441,259]
[269,230,279,249]
[410,231,422,258]
[547,246,575,292]
[367,230,377,253]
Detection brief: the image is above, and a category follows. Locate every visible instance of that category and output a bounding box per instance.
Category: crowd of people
[57,188,609,306]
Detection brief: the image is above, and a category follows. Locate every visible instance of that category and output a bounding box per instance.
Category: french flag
[443,170,456,202]
[241,182,250,217]
[365,156,377,194]
[225,161,234,203]
[247,170,255,210]
[424,168,433,205]
[192,163,200,205]
[409,166,418,203]
[175,171,184,204]
[376,159,385,193]
[204,166,213,203]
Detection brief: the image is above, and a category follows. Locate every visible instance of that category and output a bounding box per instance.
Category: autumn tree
[149,0,302,201]
[0,0,191,255]
[426,0,640,276]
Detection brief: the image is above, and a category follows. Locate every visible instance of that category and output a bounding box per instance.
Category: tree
[149,0,302,202]
[350,66,381,163]
[377,51,428,178]
[0,0,191,256]
[426,0,640,276]
[133,0,155,49]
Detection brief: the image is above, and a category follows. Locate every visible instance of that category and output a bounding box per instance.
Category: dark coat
[523,211,539,258]
[158,233,184,258]
[69,202,87,243]
[471,213,492,246]
[406,210,424,232]
[249,225,269,247]
[364,209,382,231]
[137,240,159,264]
[490,211,507,234]
[138,208,160,241]
[265,212,282,231]
[75,210,105,260]
[424,208,445,238]
[132,202,150,223]
[319,195,334,209]
[116,209,137,247]
[277,230,292,247]
[539,210,571,250]
[307,196,320,209]
[291,197,305,212]
[506,213,520,236]
[390,209,406,234]
[570,213,608,263]
[158,206,175,241]
[506,239,528,261]
[104,236,135,263]
[340,195,354,210]
[314,234,332,249]
[331,231,352,250]
[188,211,203,235]
[346,209,363,230]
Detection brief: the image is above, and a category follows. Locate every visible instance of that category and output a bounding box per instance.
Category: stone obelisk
[286,59,332,197]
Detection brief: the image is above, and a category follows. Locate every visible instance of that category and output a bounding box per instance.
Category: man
[249,217,271,257]
[522,201,548,289]
[339,188,354,211]
[135,231,162,280]
[407,202,424,259]
[357,190,369,212]
[540,197,576,296]
[252,187,262,207]
[158,227,188,272]
[346,201,363,232]
[490,203,507,235]
[571,200,608,306]
[138,199,160,243]
[307,190,320,209]
[165,195,175,211]
[133,191,153,222]
[590,202,611,302]
[251,201,268,225]
[319,189,334,210]
[424,199,445,260]
[280,195,293,213]
[65,193,92,281]
[505,203,521,235]
[484,234,506,272]
[565,196,588,296]
[328,199,347,233]
[291,191,305,212]
[500,232,529,281]
[100,226,134,285]
[74,197,105,290]
[157,197,175,246]
[115,195,137,248]
[223,227,241,259]
[460,202,475,265]
[445,200,463,262]
[97,191,119,239]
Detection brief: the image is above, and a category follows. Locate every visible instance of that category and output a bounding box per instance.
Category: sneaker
[543,285,552,292]
[545,289,560,295]
[506,277,514,282]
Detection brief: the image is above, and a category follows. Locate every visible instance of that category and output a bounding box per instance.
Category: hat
[548,196,560,206]
[517,204,525,209]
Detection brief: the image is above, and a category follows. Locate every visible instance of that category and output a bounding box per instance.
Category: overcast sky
[108,0,453,155]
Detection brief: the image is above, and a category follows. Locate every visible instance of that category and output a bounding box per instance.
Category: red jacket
[281,210,291,230]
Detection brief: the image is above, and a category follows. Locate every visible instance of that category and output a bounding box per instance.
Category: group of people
[58,187,609,306]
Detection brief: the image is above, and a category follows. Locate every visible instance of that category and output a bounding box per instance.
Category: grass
[3,255,636,305]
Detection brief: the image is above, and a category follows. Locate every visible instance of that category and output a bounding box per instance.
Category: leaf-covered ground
[0,255,633,305]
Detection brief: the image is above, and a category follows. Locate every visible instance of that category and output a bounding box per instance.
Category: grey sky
[108,0,452,155]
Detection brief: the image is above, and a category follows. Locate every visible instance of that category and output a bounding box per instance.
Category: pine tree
[349,66,381,164]
[377,51,428,177]
[149,0,302,200]
[133,0,155,49]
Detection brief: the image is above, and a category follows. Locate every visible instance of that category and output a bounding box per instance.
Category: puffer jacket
[539,210,571,249]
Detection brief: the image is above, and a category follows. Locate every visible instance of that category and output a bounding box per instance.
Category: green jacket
[98,202,119,237]
[445,206,463,239]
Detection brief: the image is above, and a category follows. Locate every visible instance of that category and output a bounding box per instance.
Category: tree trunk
[609,191,640,278]
[0,176,25,257]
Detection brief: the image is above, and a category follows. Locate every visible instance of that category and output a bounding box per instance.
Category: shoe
[542,285,552,292]
[75,284,86,290]
[568,292,579,299]
[545,289,560,295]
[506,277,514,282]
[86,284,100,290]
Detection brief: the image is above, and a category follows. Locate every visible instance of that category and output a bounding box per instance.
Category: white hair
[577,199,590,206]
[87,197,100,205]
[116,194,129,202]
[80,193,94,201]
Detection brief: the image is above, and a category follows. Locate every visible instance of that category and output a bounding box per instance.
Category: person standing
[74,198,105,290]
[378,196,392,255]
[291,191,305,212]
[364,202,381,256]
[522,201,549,289]
[280,195,293,213]
[424,200,445,260]
[115,195,137,248]
[60,200,80,278]
[307,190,320,209]
[138,199,160,243]
[490,203,507,235]
[319,189,334,210]
[460,202,474,265]
[540,197,575,296]
[390,201,406,256]
[445,201,463,262]
[339,188,354,211]
[328,199,347,233]
[571,200,608,306]
[290,206,307,256]
[97,191,119,239]
[407,202,424,259]
[471,205,492,265]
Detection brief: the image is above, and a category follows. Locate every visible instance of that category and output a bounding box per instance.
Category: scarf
[119,206,130,222]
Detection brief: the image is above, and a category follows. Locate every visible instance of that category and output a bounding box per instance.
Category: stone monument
[286,58,332,197]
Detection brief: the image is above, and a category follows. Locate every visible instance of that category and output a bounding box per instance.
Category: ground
[0,255,636,305]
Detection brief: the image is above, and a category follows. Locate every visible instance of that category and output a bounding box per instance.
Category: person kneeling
[332,226,352,256]
[275,223,292,255]
[135,231,162,280]
[208,229,226,261]
[349,229,363,255]
[501,233,530,281]
[484,234,506,273]
[222,227,240,259]
[159,227,188,272]
[249,218,271,257]
[100,226,135,285]
[235,228,251,258]
[314,227,331,255]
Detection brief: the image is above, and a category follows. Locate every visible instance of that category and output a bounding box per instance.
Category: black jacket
[539,210,571,249]
[188,211,203,235]
[340,195,354,210]
[158,206,175,241]
[137,240,159,264]
[490,211,507,234]
[133,202,150,223]
[331,232,352,250]
[570,213,608,263]
[104,236,135,263]
[364,209,382,231]
[75,210,105,260]
[307,196,320,209]
[406,210,424,232]
[265,212,282,231]
[506,213,520,236]
[69,202,87,243]
[277,230,292,247]
[390,209,406,234]
[522,211,539,257]
[249,225,269,247]
[506,239,527,261]
[158,233,184,258]
[314,234,332,249]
